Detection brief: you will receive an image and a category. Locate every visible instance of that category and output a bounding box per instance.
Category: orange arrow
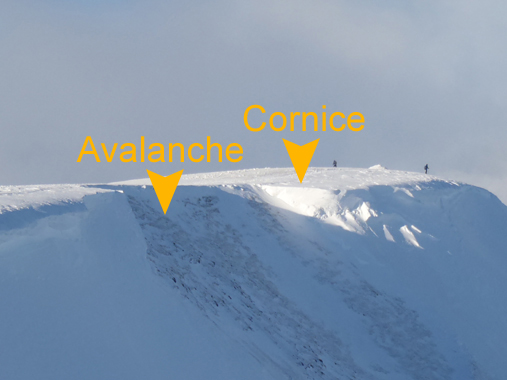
[283,138,319,183]
[146,169,184,214]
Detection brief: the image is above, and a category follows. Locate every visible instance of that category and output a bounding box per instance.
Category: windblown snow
[1,167,506,380]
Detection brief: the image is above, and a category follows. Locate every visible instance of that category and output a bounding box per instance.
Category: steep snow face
[1,167,507,380]
[0,191,282,380]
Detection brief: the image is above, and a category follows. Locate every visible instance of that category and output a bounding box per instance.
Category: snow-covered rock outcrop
[1,167,506,380]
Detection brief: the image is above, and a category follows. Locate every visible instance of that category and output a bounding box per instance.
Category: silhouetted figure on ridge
[333,160,337,168]
[424,164,429,174]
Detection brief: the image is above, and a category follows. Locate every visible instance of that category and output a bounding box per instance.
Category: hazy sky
[1,0,507,202]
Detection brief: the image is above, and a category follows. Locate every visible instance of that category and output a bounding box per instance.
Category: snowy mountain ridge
[1,167,506,380]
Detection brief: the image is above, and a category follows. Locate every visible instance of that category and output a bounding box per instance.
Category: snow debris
[400,225,422,248]
[383,225,395,242]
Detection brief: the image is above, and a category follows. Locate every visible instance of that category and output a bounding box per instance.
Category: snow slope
[1,167,506,380]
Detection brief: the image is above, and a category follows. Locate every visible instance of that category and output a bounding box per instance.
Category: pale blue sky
[1,0,507,202]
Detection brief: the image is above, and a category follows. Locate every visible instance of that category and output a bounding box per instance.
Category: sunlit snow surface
[116,166,445,189]
[0,184,109,212]
[1,167,506,380]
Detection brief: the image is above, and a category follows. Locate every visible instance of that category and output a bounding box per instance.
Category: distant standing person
[424,164,429,174]
[333,160,337,167]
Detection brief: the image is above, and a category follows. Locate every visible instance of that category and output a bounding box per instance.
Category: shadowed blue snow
[0,168,506,379]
